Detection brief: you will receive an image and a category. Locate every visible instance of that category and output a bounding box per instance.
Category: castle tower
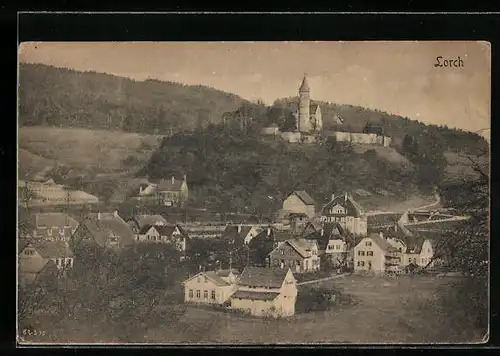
[298,74,311,133]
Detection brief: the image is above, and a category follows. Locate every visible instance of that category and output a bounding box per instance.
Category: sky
[19,41,491,140]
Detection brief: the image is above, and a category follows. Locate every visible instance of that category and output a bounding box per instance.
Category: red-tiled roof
[231,290,280,301]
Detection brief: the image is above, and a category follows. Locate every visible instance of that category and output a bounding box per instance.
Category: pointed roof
[365,234,398,253]
[299,74,310,92]
[132,214,168,229]
[285,238,318,258]
[23,240,73,259]
[323,194,365,217]
[287,190,316,206]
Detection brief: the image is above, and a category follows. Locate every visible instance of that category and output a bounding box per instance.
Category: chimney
[379,231,384,239]
[139,186,143,194]
[171,176,175,184]
[238,224,242,234]
[97,212,101,220]
[331,193,335,201]
[183,174,187,182]
[267,227,271,237]
[114,210,119,217]
[345,193,348,201]
[320,228,324,236]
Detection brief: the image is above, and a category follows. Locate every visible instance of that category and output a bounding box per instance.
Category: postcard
[17,41,490,345]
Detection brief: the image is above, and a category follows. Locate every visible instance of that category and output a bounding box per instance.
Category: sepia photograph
[17,41,490,345]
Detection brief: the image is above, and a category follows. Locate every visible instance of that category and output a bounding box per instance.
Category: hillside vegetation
[19,63,249,132]
[142,125,421,215]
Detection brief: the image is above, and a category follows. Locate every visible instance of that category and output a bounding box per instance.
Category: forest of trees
[18,63,249,133]
[142,123,423,216]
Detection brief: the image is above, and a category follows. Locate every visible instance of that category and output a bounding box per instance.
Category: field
[18,273,485,345]
[141,275,482,344]
[18,126,163,177]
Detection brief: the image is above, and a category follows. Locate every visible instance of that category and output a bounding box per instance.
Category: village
[17,74,473,327]
[18,171,469,321]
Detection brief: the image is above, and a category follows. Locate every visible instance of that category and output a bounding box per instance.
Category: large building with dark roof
[321,193,368,236]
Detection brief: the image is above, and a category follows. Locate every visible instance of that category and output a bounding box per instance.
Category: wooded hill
[19,63,488,156]
[19,63,249,133]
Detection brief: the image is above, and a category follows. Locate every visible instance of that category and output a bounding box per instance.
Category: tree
[20,182,35,210]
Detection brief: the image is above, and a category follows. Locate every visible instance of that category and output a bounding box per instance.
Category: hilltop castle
[277,74,323,143]
[295,74,323,134]
[261,74,391,147]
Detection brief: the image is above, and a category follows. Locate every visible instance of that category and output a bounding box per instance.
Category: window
[367,251,374,256]
[24,249,35,256]
[280,250,284,255]
[365,241,372,246]
[197,277,200,283]
[204,290,208,299]
[147,235,150,240]
[358,250,361,256]
[360,251,365,256]
[428,248,431,253]
[211,290,216,300]
[398,248,402,252]
[368,261,372,269]
[360,261,365,267]
[336,245,341,250]
[196,290,200,298]
[136,236,140,241]
[189,289,193,298]
[109,236,118,244]
[204,276,208,283]
[357,261,360,267]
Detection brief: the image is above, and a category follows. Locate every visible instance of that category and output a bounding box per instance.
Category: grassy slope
[18,126,162,176]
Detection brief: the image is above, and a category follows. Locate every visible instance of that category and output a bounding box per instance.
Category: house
[282,190,316,219]
[137,175,189,207]
[403,236,440,269]
[268,238,320,273]
[182,269,240,305]
[353,233,400,274]
[70,212,135,251]
[137,224,188,252]
[321,193,367,236]
[126,214,168,234]
[18,240,73,287]
[289,213,309,235]
[321,223,349,265]
[30,213,79,241]
[220,225,261,246]
[229,267,298,318]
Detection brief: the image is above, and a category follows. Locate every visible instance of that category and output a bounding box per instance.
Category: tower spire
[299,73,310,92]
